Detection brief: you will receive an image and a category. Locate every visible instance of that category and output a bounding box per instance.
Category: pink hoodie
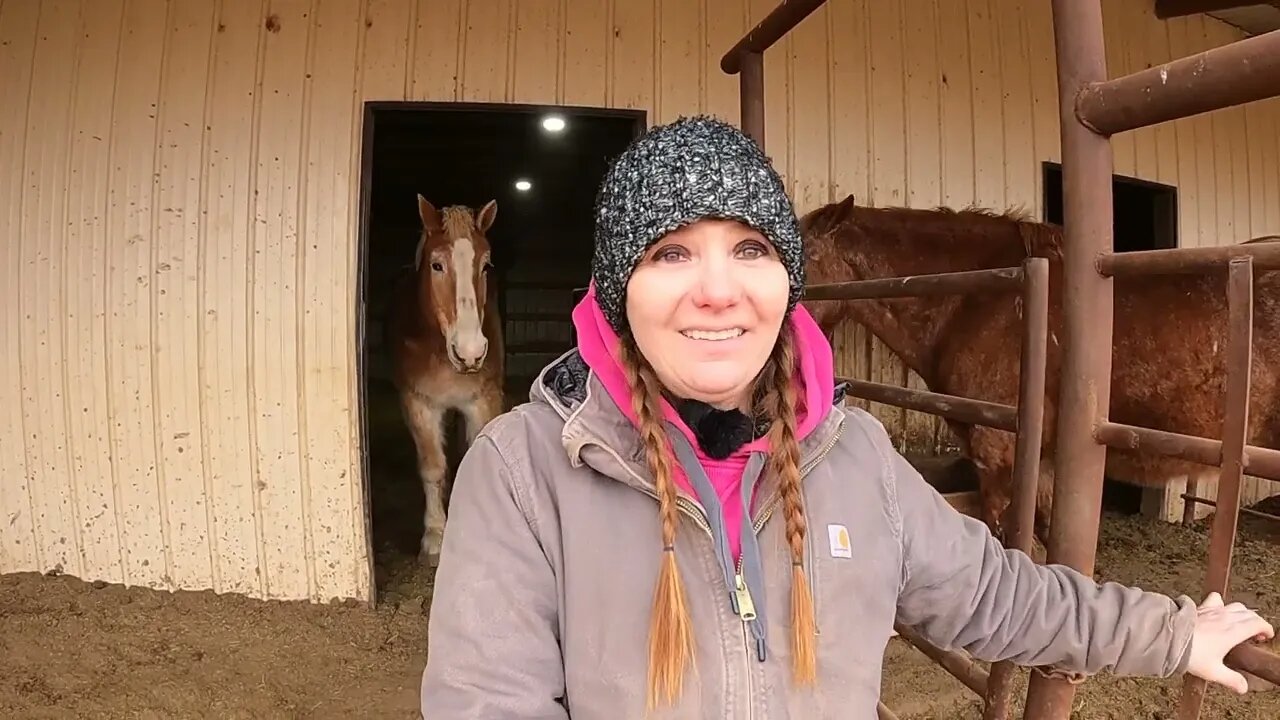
[571,283,836,560]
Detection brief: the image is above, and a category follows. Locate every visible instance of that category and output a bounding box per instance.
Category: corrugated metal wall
[0,0,369,602]
[1,0,1277,601]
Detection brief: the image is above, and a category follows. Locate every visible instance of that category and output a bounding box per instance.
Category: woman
[420,116,1273,718]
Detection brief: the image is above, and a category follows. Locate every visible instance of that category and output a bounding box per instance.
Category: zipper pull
[734,573,757,621]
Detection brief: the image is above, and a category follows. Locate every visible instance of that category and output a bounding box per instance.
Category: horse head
[414,194,497,374]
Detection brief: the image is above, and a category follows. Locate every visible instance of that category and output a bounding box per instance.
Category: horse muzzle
[448,339,489,374]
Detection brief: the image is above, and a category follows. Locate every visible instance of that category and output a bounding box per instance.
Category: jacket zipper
[733,419,844,719]
[589,420,846,619]
[577,412,845,717]
[738,418,844,628]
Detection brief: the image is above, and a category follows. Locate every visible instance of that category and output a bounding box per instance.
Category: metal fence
[720,2,1280,719]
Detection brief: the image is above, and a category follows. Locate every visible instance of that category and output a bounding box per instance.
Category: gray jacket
[420,351,1196,719]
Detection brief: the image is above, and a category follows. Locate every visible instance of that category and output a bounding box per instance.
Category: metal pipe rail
[985,257,1051,720]
[718,0,830,150]
[1094,423,1280,482]
[718,0,827,75]
[819,256,1050,720]
[1097,241,1280,276]
[1175,257,1255,718]
[1225,644,1280,687]
[835,378,1018,433]
[1024,0,1280,712]
[804,266,1024,300]
[1075,29,1280,137]
[721,1,1280,719]
[894,622,990,697]
[1179,494,1280,524]
[1024,1,1280,716]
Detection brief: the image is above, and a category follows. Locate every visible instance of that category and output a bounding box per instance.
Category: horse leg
[1032,463,1055,560]
[970,424,1056,563]
[462,387,504,447]
[402,394,447,567]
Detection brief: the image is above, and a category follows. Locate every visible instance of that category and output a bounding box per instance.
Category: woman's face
[625,218,790,411]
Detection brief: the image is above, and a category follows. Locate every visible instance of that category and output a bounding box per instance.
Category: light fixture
[541,115,566,133]
[514,179,532,192]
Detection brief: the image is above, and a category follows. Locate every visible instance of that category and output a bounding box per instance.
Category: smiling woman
[418,116,1274,720]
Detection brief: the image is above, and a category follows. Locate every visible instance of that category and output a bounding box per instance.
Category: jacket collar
[530,349,849,506]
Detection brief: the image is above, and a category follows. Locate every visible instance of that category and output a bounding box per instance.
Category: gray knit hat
[590,115,805,333]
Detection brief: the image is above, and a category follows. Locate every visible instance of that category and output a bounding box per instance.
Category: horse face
[416,196,497,373]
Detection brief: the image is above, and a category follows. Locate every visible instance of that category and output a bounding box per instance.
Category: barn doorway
[1042,161,1179,515]
[356,103,644,601]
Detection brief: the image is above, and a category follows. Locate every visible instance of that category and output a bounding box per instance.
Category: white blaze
[450,237,487,365]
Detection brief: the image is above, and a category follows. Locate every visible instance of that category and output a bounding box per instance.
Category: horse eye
[430,262,444,272]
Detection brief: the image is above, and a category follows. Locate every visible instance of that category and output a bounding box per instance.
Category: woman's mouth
[681,328,745,341]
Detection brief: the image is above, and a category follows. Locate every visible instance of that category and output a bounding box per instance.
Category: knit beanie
[590,115,805,334]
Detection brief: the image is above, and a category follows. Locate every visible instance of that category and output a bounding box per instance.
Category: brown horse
[799,194,1280,548]
[386,195,505,567]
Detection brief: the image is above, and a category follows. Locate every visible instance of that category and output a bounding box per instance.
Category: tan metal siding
[1,0,1276,601]
[203,0,268,598]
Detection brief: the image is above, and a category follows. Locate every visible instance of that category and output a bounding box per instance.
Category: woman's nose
[691,261,741,308]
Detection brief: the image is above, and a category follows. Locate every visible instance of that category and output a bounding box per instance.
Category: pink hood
[570,283,835,560]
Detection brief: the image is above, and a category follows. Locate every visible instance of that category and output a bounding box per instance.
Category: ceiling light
[514,179,532,192]
[541,115,566,133]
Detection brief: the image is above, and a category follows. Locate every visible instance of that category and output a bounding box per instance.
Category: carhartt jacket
[419,350,1196,719]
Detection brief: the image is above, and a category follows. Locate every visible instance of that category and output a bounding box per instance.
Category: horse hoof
[420,549,441,569]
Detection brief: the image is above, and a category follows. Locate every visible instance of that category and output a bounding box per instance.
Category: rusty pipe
[1076,29,1280,136]
[720,0,828,74]
[1177,257,1255,720]
[894,623,990,697]
[1023,0,1114,717]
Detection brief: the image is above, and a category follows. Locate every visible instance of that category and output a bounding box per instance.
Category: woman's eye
[737,241,769,259]
[654,247,686,262]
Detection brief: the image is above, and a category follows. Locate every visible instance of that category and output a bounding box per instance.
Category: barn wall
[1,0,1276,600]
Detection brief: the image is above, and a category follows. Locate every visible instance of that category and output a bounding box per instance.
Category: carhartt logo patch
[827,524,852,559]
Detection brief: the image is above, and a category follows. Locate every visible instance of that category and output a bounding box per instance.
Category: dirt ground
[4,390,1278,720]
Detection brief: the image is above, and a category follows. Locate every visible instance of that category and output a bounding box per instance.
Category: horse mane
[800,194,1065,263]
[440,205,478,238]
[803,196,1278,269]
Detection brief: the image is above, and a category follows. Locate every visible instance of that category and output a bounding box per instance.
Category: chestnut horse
[799,194,1280,548]
[386,195,505,567]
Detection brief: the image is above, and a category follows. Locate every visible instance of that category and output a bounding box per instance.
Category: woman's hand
[1185,592,1275,694]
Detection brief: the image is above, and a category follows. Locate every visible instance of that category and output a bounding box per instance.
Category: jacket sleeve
[870,419,1198,678]
[420,432,569,720]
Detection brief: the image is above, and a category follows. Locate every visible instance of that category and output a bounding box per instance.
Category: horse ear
[476,199,497,232]
[418,194,442,232]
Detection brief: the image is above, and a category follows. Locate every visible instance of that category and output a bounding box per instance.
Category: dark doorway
[355,103,644,601]
[1042,162,1178,515]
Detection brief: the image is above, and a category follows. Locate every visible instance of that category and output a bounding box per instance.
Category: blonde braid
[619,337,695,709]
[759,327,817,684]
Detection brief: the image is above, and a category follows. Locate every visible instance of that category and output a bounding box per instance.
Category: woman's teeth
[682,328,744,341]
